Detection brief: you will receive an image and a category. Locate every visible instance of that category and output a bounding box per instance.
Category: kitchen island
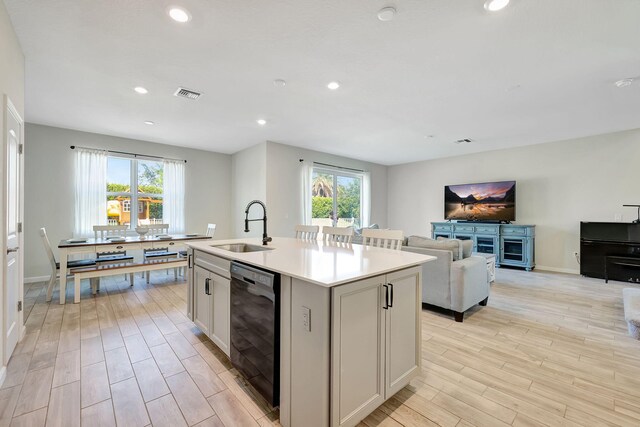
[185,237,435,427]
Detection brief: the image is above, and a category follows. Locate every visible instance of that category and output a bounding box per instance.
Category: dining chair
[142,223,177,283]
[93,225,128,240]
[362,228,404,251]
[93,225,134,283]
[322,226,354,243]
[295,225,319,240]
[144,224,170,236]
[41,227,97,303]
[178,223,217,276]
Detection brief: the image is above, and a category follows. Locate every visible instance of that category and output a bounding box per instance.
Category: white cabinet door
[193,265,212,337]
[385,267,421,397]
[210,272,230,357]
[331,276,385,427]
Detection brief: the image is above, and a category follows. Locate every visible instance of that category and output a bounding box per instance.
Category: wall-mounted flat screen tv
[444,181,516,222]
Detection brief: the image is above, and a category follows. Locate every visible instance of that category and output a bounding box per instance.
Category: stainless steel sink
[211,243,274,253]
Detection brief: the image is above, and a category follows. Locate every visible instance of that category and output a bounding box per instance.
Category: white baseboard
[24,275,50,284]
[534,265,580,275]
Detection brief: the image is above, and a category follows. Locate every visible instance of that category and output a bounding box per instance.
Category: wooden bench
[70,258,187,303]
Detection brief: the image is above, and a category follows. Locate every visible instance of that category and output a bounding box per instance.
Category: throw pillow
[461,240,473,258]
[407,235,462,261]
[355,223,379,235]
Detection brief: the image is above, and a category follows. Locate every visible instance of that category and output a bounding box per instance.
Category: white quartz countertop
[186,237,435,287]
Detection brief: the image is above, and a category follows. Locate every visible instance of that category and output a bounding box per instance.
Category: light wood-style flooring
[3,268,640,426]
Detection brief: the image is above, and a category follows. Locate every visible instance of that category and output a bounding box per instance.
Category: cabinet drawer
[105,242,142,251]
[475,226,498,235]
[195,251,231,279]
[454,225,474,233]
[433,224,452,231]
[152,240,183,249]
[502,227,527,236]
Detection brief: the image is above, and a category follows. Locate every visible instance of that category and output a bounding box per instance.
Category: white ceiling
[4,0,640,165]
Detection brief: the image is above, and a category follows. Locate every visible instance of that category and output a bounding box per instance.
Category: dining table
[54,234,212,304]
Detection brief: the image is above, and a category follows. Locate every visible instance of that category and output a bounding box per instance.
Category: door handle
[388,283,393,308]
[7,247,19,254]
[205,278,211,295]
[382,284,389,310]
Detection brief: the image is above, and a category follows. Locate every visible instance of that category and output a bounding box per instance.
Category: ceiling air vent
[174,87,202,100]
[454,138,473,144]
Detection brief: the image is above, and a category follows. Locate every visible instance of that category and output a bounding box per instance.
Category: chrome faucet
[244,200,272,245]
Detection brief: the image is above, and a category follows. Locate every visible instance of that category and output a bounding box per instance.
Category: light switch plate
[302,306,311,332]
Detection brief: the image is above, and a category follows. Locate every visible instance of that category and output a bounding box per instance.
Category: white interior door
[4,97,23,363]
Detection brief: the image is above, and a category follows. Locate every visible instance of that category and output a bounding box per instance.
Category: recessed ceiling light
[134,86,148,94]
[273,79,286,87]
[256,119,267,126]
[327,81,340,90]
[615,78,634,88]
[169,7,191,23]
[377,7,397,21]
[484,0,510,12]
[144,121,155,125]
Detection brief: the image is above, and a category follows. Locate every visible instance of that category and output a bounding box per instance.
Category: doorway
[3,96,24,364]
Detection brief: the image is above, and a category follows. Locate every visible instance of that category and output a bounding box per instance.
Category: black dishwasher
[230,262,280,407]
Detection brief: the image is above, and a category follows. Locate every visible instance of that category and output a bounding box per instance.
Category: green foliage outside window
[311,175,361,221]
[312,197,333,218]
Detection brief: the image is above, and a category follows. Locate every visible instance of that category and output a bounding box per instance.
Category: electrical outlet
[302,306,311,332]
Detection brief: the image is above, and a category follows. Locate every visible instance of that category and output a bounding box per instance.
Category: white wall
[0,2,24,117]
[265,141,388,238]
[24,124,232,278]
[230,141,388,239]
[231,142,267,238]
[0,0,25,377]
[388,128,640,273]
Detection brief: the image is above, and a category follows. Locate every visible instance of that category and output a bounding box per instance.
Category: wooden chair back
[143,224,170,236]
[322,226,354,243]
[93,225,128,240]
[362,228,404,251]
[39,227,58,271]
[206,223,217,237]
[295,225,319,240]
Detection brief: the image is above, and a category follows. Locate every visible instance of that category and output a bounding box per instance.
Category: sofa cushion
[461,240,473,258]
[436,236,472,260]
[407,235,462,261]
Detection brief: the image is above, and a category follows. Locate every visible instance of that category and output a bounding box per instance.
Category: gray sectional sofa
[401,235,490,322]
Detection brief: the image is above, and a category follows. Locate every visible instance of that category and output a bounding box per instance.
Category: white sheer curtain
[74,148,107,237]
[361,171,371,227]
[163,160,186,234]
[301,160,313,225]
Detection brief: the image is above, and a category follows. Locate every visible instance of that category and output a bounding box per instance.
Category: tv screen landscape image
[444,181,516,221]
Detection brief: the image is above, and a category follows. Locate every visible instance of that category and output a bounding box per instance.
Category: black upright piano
[580,222,640,283]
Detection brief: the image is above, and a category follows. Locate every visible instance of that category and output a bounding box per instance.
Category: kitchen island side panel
[285,277,331,427]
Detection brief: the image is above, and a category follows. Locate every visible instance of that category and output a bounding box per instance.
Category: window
[107,157,164,228]
[310,167,365,228]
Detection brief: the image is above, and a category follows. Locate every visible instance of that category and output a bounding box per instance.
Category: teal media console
[431,222,535,271]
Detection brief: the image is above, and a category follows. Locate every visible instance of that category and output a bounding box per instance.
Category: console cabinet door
[193,265,212,337]
[385,267,421,397]
[210,272,231,357]
[331,276,385,427]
